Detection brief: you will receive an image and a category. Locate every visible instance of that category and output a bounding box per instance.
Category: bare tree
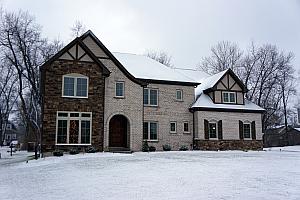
[197,41,243,74]
[145,50,173,68]
[71,20,86,38]
[0,10,61,158]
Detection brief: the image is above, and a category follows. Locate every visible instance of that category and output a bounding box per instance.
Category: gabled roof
[195,68,248,96]
[190,92,265,113]
[40,37,110,76]
[112,53,200,86]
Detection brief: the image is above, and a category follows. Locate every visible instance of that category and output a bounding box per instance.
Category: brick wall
[144,83,195,151]
[100,59,144,152]
[42,60,105,151]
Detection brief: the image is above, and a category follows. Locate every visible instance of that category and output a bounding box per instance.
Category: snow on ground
[1,147,300,200]
[0,146,34,165]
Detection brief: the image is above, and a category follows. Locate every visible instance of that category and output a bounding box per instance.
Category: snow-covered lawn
[1,147,300,200]
[0,146,34,165]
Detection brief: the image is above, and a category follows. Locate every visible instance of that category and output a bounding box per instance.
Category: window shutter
[204,119,209,140]
[218,120,223,140]
[239,120,244,140]
[251,121,256,140]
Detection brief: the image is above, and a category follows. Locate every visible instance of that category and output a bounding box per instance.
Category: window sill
[114,96,125,99]
[170,132,177,134]
[175,99,184,102]
[183,132,191,134]
[243,138,252,140]
[145,140,159,143]
[62,96,88,99]
[208,138,218,140]
[144,105,158,107]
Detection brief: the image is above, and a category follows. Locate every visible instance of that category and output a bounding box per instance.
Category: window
[243,123,251,139]
[56,112,92,145]
[6,124,12,130]
[143,88,158,106]
[222,92,236,103]
[115,81,124,97]
[170,122,177,133]
[176,89,183,101]
[208,122,217,139]
[62,74,88,98]
[183,122,189,133]
[143,122,158,141]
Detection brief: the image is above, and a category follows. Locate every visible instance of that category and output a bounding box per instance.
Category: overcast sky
[1,0,300,92]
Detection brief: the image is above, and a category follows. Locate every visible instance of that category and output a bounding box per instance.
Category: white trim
[143,121,158,141]
[222,91,236,103]
[243,122,252,140]
[170,121,177,134]
[143,88,158,106]
[56,111,92,145]
[208,121,218,140]
[183,121,190,133]
[115,81,125,98]
[176,89,183,101]
[62,74,89,98]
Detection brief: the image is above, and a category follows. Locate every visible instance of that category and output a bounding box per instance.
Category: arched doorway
[109,115,129,148]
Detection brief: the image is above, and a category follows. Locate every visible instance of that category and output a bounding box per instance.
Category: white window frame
[208,121,218,140]
[143,121,158,141]
[176,89,183,101]
[56,111,92,145]
[115,81,125,98]
[62,73,89,98]
[243,122,252,140]
[183,122,190,133]
[143,88,158,106]
[170,121,177,134]
[222,91,236,103]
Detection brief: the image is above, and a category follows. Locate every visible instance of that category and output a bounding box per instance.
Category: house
[264,126,300,147]
[2,121,18,145]
[40,30,264,152]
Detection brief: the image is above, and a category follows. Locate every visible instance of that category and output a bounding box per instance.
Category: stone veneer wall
[42,60,105,152]
[144,83,195,151]
[194,140,263,150]
[100,59,144,152]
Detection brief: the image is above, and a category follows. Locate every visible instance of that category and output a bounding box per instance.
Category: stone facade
[42,60,105,151]
[195,140,263,150]
[101,59,144,152]
[144,83,194,151]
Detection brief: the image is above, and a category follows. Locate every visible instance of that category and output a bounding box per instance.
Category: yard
[0,147,300,200]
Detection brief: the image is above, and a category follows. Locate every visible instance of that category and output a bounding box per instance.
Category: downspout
[192,109,195,150]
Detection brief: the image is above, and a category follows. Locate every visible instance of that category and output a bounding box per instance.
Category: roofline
[138,78,200,86]
[189,107,265,113]
[80,30,146,86]
[204,68,248,93]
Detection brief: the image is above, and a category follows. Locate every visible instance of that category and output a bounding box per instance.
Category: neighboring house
[2,121,18,145]
[41,30,264,152]
[264,126,300,147]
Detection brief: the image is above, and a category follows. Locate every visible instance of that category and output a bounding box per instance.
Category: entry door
[109,115,127,147]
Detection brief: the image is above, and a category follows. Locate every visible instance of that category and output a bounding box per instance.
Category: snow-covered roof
[195,69,228,96]
[112,52,199,84]
[173,68,209,83]
[191,92,265,112]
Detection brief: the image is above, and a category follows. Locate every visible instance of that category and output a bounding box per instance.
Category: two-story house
[41,30,264,152]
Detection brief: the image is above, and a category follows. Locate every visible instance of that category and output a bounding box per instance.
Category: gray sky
[2,0,300,93]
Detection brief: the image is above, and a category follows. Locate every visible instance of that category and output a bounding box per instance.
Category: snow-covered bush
[142,141,149,152]
[53,150,63,157]
[149,146,156,152]
[179,145,189,151]
[86,146,97,153]
[69,148,79,155]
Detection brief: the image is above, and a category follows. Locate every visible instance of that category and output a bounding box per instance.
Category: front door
[109,115,128,147]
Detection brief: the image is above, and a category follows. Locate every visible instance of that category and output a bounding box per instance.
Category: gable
[59,43,93,62]
[216,73,242,91]
[82,36,108,58]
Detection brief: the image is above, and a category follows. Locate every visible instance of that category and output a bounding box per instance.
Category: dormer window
[62,74,88,98]
[222,92,236,103]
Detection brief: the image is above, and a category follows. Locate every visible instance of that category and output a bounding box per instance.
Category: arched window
[62,73,89,98]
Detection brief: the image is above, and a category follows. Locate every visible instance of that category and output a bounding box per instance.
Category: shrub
[86,146,97,153]
[142,141,149,152]
[179,145,189,151]
[149,146,156,152]
[69,148,79,155]
[53,150,63,157]
[163,144,171,151]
